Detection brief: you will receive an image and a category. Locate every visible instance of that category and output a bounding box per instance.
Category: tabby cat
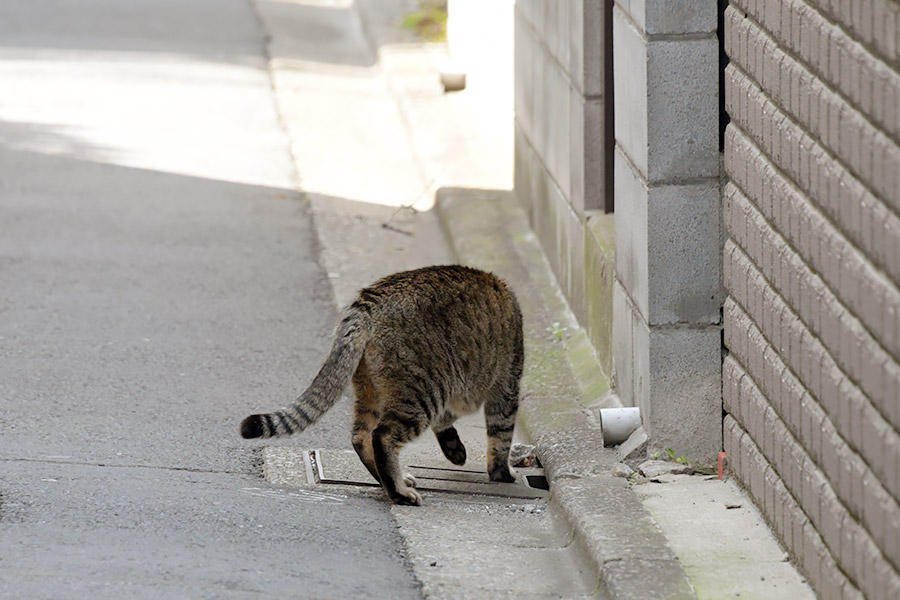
[240,265,524,505]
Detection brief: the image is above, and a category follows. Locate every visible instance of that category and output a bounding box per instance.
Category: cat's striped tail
[240,308,369,439]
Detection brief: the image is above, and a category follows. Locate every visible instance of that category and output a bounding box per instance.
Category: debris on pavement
[638,459,694,478]
[611,462,635,478]
[509,443,541,468]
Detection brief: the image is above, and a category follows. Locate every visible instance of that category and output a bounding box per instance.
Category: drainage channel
[263,447,549,500]
[261,446,600,598]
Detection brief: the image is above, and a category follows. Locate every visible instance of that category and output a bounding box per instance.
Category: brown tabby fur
[240,265,524,505]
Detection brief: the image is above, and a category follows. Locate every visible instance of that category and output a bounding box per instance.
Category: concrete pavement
[0,1,420,597]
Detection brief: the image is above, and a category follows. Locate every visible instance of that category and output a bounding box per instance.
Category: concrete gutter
[436,189,696,600]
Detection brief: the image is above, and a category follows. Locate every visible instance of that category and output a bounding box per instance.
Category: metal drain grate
[264,447,549,499]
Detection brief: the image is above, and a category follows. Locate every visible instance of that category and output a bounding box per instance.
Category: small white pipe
[438,62,466,92]
[598,407,642,446]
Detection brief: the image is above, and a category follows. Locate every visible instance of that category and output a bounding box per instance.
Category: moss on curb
[435,187,697,600]
[400,0,447,42]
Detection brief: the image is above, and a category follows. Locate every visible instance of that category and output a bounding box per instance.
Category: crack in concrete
[0,457,249,476]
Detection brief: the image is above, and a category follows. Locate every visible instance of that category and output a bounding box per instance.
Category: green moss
[586,212,615,257]
[566,332,611,405]
[583,213,615,376]
[400,1,448,42]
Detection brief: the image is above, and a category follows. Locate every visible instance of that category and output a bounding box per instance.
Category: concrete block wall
[514,1,615,384]
[722,0,900,597]
[612,0,724,463]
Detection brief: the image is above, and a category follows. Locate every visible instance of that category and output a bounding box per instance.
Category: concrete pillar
[612,0,723,463]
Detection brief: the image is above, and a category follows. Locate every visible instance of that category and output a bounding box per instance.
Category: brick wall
[722,1,900,598]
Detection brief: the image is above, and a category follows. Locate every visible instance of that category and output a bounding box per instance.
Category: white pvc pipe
[598,407,642,446]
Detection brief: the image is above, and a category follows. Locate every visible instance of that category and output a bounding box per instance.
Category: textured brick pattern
[724,1,900,597]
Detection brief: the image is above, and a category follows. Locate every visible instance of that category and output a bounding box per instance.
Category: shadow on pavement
[0,0,386,68]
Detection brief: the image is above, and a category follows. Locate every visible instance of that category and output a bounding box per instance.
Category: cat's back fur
[241,265,524,505]
[357,265,522,414]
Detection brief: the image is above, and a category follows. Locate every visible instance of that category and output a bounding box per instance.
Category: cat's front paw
[391,486,422,506]
[402,473,417,488]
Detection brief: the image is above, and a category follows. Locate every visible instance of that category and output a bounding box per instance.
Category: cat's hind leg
[432,412,467,466]
[350,359,382,484]
[484,386,519,483]
[372,410,424,506]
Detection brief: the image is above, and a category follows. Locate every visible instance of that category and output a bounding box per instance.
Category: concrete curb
[436,188,697,600]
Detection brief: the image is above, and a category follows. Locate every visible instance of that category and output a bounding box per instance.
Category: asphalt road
[0,1,420,597]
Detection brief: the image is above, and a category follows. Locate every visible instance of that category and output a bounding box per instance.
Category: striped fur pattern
[241,265,524,505]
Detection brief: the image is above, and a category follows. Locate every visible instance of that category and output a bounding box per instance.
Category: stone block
[884,416,900,500]
[615,153,722,326]
[771,414,789,480]
[631,301,652,429]
[583,97,608,212]
[535,171,568,281]
[514,122,539,223]
[530,41,548,175]
[647,180,723,325]
[723,415,743,477]
[613,280,637,409]
[570,92,609,214]
[569,0,585,93]
[762,463,778,522]
[643,324,723,464]
[615,8,720,183]
[569,90,586,214]
[861,533,897,600]
[615,0,717,35]
[513,10,535,140]
[544,60,571,201]
[514,0,538,32]
[790,498,811,563]
[565,0,610,97]
[584,213,615,374]
[614,145,649,320]
[582,0,608,97]
[840,516,865,588]
[820,426,842,489]
[801,459,826,528]
[616,425,649,467]
[540,0,563,73]
[863,470,900,569]
[801,521,825,593]
[613,5,649,177]
[723,355,742,416]
[645,39,720,181]
[764,405,778,465]
[554,190,586,323]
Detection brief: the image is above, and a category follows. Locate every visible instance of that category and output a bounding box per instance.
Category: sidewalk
[256,0,815,598]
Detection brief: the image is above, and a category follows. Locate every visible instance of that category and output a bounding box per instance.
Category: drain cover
[263,447,549,499]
